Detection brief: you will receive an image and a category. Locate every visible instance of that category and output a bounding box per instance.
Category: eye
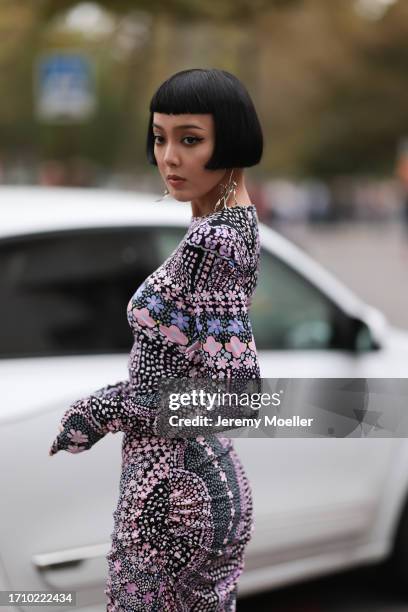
[153,135,203,146]
[182,136,203,145]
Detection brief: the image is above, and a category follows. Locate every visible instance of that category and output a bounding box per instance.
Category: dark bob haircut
[146,68,263,170]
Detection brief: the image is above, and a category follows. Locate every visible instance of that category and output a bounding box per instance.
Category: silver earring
[213,169,238,212]
[155,186,170,202]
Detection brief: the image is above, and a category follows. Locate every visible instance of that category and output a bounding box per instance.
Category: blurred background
[1,0,408,330]
[2,0,408,609]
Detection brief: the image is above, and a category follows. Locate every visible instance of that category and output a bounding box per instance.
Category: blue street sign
[35,52,96,122]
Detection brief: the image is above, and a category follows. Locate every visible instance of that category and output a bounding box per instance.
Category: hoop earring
[155,186,170,202]
[213,169,239,212]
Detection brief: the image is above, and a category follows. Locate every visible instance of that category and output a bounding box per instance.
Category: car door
[234,236,396,572]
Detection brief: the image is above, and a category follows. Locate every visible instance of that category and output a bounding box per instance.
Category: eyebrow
[153,123,205,131]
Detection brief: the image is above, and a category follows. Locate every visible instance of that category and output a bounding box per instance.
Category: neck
[190,168,252,218]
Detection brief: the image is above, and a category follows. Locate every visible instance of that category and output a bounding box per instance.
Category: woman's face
[152,112,226,202]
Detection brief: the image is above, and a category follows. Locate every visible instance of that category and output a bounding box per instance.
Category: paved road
[238,561,408,611]
[274,221,408,331]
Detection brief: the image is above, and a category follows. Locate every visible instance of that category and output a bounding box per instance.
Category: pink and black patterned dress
[49,203,261,611]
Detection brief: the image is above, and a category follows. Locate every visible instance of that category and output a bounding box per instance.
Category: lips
[167,175,185,181]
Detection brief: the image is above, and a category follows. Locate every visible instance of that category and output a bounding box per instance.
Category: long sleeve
[48,379,153,455]
[49,214,261,456]
[169,219,261,436]
[184,221,260,377]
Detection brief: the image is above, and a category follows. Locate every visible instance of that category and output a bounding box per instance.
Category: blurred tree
[301,0,408,177]
[39,0,301,24]
[0,1,43,172]
[1,0,408,181]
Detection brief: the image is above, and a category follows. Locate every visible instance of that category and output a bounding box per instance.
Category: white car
[1,185,408,610]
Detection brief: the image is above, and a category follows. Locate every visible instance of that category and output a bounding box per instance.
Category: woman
[49,68,263,611]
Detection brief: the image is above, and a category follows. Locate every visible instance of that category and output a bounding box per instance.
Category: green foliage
[1,0,407,178]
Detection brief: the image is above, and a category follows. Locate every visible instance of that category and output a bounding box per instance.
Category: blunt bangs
[146,68,263,169]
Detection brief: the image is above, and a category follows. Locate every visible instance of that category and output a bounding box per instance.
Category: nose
[163,142,180,167]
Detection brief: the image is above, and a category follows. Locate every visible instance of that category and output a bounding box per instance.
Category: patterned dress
[49,203,261,611]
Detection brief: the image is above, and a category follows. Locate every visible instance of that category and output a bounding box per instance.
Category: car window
[0,225,353,359]
[0,227,165,358]
[155,227,187,261]
[250,250,349,350]
[157,228,349,351]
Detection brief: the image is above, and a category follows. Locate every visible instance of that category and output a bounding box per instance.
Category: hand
[48,398,105,456]
[48,424,64,456]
